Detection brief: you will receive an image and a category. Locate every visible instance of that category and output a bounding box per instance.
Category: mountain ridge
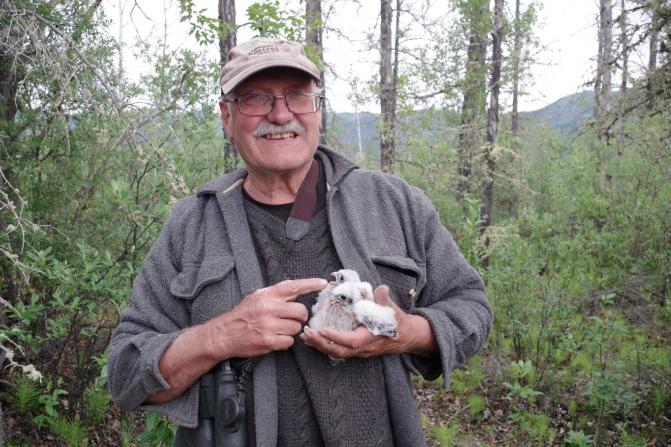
[327,91,595,154]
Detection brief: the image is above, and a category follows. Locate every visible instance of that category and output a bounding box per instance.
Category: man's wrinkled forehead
[232,67,318,94]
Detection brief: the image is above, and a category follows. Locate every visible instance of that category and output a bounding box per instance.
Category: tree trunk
[480,0,504,252]
[306,0,327,143]
[511,0,521,135]
[0,54,18,124]
[379,0,395,173]
[393,0,401,106]
[595,0,613,139]
[594,4,604,119]
[619,0,628,93]
[648,9,659,71]
[601,0,613,107]
[456,0,488,201]
[617,0,628,146]
[118,0,124,79]
[218,0,238,173]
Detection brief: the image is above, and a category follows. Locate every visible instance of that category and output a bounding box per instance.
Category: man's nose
[266,96,293,124]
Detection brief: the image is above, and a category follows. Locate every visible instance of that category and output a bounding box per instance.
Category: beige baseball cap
[219,38,321,95]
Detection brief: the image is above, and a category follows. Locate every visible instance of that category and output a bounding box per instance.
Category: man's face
[219,68,321,178]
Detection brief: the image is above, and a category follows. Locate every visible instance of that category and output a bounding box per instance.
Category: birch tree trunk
[306,0,327,143]
[379,0,396,173]
[480,0,504,253]
[218,0,238,172]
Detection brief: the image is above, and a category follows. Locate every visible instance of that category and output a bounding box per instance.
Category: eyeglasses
[223,92,323,116]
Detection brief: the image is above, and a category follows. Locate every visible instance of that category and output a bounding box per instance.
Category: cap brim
[221,59,320,95]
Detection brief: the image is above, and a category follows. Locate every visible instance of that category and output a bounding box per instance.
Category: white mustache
[252,121,305,138]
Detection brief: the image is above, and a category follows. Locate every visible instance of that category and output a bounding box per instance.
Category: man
[108,37,492,446]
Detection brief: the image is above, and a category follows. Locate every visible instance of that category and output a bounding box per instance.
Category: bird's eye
[336,294,350,304]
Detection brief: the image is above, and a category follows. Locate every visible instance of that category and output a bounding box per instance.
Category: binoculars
[192,360,250,447]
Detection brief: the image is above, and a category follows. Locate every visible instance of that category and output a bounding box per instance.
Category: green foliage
[49,415,89,447]
[525,413,553,444]
[33,378,68,427]
[504,360,542,404]
[448,370,466,396]
[651,385,669,419]
[178,0,225,45]
[507,410,554,445]
[619,429,648,447]
[246,1,304,41]
[121,416,139,447]
[429,423,459,447]
[564,430,593,447]
[467,394,486,419]
[392,52,671,444]
[5,440,32,447]
[83,385,110,426]
[177,0,307,53]
[139,412,176,447]
[9,376,41,415]
[0,3,209,443]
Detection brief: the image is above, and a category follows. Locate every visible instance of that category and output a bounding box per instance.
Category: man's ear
[219,101,234,139]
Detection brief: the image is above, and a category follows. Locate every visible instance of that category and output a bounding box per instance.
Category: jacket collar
[195,145,358,197]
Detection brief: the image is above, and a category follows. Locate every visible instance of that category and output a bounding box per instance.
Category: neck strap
[285,158,320,241]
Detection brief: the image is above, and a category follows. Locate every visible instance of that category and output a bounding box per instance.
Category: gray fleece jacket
[108,147,492,446]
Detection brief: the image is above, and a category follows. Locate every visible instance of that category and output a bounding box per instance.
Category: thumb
[373,285,400,310]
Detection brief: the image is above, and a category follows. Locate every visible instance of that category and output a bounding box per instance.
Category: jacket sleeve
[405,192,492,387]
[107,200,200,428]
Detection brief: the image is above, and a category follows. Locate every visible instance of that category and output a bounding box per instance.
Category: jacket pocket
[371,255,423,310]
[169,256,236,299]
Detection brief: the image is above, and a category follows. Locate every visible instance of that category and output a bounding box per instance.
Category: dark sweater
[243,179,394,446]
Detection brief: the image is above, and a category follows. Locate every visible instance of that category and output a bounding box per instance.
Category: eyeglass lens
[237,93,320,115]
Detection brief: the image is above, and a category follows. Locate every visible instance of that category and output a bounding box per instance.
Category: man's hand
[299,285,437,359]
[147,278,327,404]
[206,278,327,360]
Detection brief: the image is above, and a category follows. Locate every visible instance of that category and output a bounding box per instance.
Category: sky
[106,0,603,113]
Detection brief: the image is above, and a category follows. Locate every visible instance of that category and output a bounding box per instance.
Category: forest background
[0,0,669,446]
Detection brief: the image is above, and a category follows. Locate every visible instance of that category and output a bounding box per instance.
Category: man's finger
[276,302,309,322]
[319,327,375,350]
[258,278,327,301]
